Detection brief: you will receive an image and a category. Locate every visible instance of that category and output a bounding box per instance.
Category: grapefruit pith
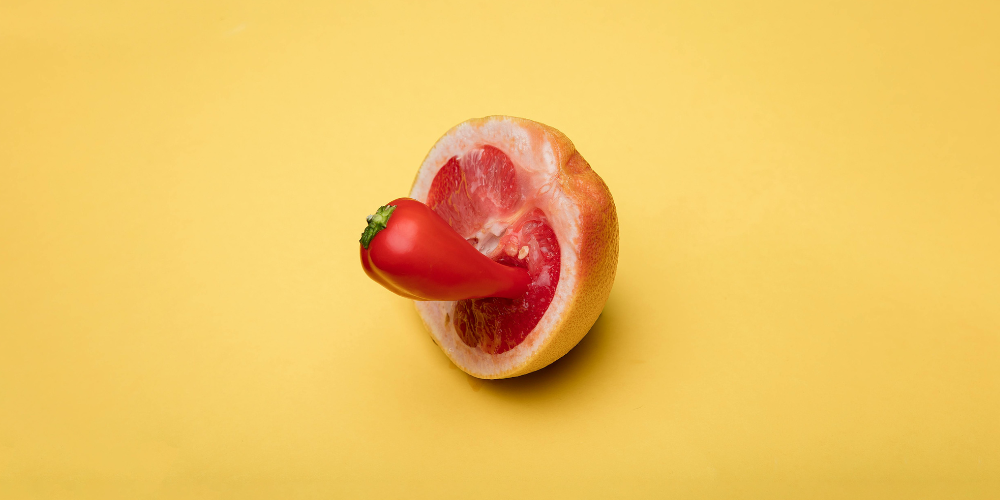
[410,116,618,379]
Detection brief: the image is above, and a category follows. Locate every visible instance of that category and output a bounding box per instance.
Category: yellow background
[2,1,998,498]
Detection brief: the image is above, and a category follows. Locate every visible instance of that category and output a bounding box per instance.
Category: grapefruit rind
[411,116,618,379]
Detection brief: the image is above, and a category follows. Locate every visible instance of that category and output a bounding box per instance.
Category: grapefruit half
[410,116,618,379]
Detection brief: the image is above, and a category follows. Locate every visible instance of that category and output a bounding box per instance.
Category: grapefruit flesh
[427,149,560,354]
[411,116,618,379]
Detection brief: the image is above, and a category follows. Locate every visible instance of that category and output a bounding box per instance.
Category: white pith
[410,118,582,378]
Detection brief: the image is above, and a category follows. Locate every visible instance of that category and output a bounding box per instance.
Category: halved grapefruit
[410,116,618,379]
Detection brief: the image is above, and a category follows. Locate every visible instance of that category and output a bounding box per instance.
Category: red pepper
[359,198,530,301]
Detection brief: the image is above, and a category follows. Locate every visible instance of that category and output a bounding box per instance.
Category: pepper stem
[360,204,397,249]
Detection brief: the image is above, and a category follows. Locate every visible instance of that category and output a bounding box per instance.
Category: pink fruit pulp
[425,145,561,354]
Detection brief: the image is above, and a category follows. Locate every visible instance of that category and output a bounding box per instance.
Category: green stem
[359,204,397,249]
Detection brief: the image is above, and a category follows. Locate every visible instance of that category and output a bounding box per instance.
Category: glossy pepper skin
[359,198,530,301]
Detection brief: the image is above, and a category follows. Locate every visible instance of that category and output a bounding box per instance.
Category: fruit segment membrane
[426,145,560,354]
